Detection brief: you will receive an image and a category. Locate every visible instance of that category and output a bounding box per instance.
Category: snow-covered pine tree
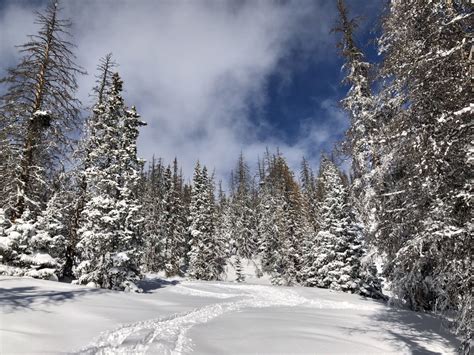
[187,163,225,280]
[300,157,318,232]
[180,180,193,270]
[155,165,173,272]
[372,0,472,344]
[302,157,382,297]
[332,0,385,299]
[205,169,227,280]
[0,172,73,280]
[215,181,233,258]
[65,54,117,278]
[334,0,378,234]
[229,153,257,259]
[158,160,186,276]
[0,210,36,276]
[75,73,146,292]
[304,158,349,289]
[282,181,309,286]
[257,152,308,286]
[169,158,187,275]
[0,0,84,221]
[141,157,165,272]
[26,177,72,281]
[187,162,205,278]
[257,178,286,285]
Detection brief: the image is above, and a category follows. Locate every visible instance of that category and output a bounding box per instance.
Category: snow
[32,110,51,117]
[0,236,13,252]
[20,252,57,266]
[453,103,473,116]
[223,256,268,285]
[0,275,459,354]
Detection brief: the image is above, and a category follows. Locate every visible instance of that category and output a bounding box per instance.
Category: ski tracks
[76,282,367,354]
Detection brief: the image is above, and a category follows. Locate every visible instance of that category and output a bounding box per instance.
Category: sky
[0,0,383,186]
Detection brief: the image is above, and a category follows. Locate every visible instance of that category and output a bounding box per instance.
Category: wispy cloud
[0,0,351,184]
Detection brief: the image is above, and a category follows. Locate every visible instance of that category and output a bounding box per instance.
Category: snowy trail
[0,276,460,354]
[77,283,357,355]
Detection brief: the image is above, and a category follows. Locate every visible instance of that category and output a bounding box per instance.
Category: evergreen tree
[334,0,378,232]
[65,54,117,278]
[158,160,186,276]
[215,181,233,258]
[370,0,472,344]
[142,157,165,272]
[187,163,225,280]
[229,153,257,259]
[257,153,308,285]
[300,157,318,232]
[282,182,308,285]
[75,73,145,292]
[257,180,286,285]
[0,169,74,279]
[302,158,382,297]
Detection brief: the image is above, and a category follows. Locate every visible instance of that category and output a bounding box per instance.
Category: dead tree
[0,0,85,220]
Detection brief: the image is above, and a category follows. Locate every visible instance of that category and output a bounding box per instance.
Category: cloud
[0,0,348,185]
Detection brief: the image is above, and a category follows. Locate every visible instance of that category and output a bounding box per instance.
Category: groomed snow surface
[0,263,460,354]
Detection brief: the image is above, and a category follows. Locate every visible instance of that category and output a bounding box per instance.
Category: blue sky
[0,0,383,184]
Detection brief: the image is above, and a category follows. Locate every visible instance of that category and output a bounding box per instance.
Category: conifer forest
[0,0,472,353]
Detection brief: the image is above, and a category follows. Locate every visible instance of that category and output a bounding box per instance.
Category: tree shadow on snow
[0,286,104,313]
[138,278,180,293]
[340,306,460,354]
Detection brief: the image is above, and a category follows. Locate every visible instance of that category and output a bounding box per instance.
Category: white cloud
[0,0,347,184]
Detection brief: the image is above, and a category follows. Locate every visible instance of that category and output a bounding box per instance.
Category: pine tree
[187,163,225,280]
[257,177,284,283]
[215,181,233,258]
[75,73,145,292]
[168,158,187,275]
[142,157,165,272]
[371,0,472,344]
[334,0,378,233]
[300,157,318,232]
[229,153,257,259]
[27,181,71,280]
[158,160,186,276]
[256,153,309,285]
[282,183,308,285]
[0,171,72,280]
[302,158,382,297]
[65,54,117,278]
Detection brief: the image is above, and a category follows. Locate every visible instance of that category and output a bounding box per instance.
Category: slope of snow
[0,275,459,354]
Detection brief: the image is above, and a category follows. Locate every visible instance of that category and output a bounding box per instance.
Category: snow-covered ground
[0,274,459,354]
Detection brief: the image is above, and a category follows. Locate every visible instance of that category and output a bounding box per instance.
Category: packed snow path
[0,276,460,354]
[79,283,361,354]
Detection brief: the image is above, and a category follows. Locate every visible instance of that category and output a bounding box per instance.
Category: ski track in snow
[75,283,366,355]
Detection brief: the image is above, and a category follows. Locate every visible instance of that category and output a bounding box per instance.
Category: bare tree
[0,0,85,220]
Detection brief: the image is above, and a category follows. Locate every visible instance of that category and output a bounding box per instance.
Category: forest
[0,0,471,350]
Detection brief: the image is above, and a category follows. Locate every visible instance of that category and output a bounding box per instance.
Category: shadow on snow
[0,284,105,313]
[137,277,180,293]
[340,304,460,354]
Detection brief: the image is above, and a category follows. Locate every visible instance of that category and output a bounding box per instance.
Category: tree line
[0,0,471,348]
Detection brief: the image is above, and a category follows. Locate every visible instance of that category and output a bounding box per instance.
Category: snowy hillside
[0,275,459,354]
